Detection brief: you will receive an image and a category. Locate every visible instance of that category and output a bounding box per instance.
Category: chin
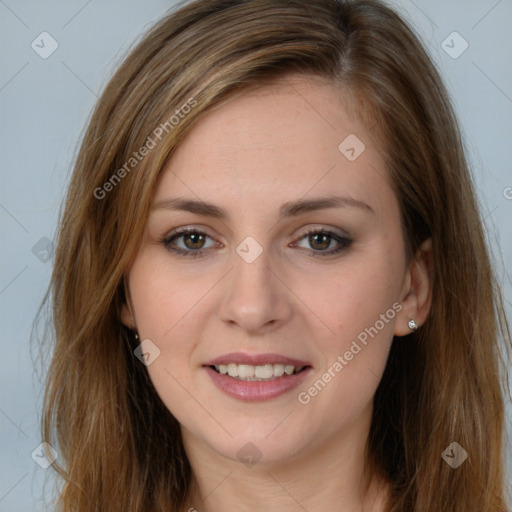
[187,416,318,467]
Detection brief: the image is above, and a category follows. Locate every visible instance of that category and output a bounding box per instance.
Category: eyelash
[160,227,353,259]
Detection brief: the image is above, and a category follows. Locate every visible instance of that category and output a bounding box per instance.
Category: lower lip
[204,366,312,402]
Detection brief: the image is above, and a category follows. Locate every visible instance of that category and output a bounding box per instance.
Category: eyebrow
[151,195,374,219]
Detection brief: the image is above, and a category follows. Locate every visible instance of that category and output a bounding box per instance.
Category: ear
[121,302,136,330]
[394,238,433,336]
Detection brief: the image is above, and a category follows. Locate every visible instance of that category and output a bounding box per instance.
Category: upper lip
[203,352,312,367]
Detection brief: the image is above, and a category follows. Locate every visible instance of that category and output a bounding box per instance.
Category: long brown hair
[39,0,511,510]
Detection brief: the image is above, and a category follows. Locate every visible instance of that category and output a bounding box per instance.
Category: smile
[203,353,312,401]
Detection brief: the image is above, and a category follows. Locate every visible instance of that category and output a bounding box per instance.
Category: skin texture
[121,75,432,511]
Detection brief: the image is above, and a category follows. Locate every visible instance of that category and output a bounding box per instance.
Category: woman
[41,0,511,510]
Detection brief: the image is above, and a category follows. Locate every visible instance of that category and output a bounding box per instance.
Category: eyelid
[161,224,349,244]
[293,224,351,240]
[290,227,352,257]
[163,225,222,241]
[161,226,223,249]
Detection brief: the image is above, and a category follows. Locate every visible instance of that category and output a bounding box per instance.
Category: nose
[218,243,293,334]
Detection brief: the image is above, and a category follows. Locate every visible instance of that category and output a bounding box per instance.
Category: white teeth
[284,365,294,375]
[238,364,254,378]
[273,364,285,377]
[213,363,305,381]
[227,363,238,377]
[254,364,274,379]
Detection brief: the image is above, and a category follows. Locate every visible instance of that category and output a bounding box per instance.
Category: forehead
[155,75,392,215]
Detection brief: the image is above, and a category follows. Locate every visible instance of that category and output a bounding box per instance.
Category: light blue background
[1,1,511,510]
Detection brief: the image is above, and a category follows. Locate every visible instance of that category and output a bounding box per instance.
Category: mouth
[202,352,312,402]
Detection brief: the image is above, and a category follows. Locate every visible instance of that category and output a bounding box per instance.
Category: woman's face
[122,75,420,466]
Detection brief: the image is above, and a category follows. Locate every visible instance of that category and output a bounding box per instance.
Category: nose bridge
[219,234,291,331]
[232,236,276,307]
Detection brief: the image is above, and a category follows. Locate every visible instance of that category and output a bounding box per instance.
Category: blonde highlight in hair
[40,1,511,510]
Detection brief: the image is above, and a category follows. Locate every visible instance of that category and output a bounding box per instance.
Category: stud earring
[408,319,418,332]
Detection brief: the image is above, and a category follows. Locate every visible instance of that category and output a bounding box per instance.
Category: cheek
[127,250,205,385]
[297,250,404,342]
[128,248,213,339]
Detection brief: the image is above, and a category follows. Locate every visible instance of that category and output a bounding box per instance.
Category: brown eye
[183,232,206,250]
[293,229,352,257]
[162,228,218,256]
[308,232,331,250]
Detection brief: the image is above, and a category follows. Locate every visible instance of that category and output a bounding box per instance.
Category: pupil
[310,233,330,250]
[185,233,204,249]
